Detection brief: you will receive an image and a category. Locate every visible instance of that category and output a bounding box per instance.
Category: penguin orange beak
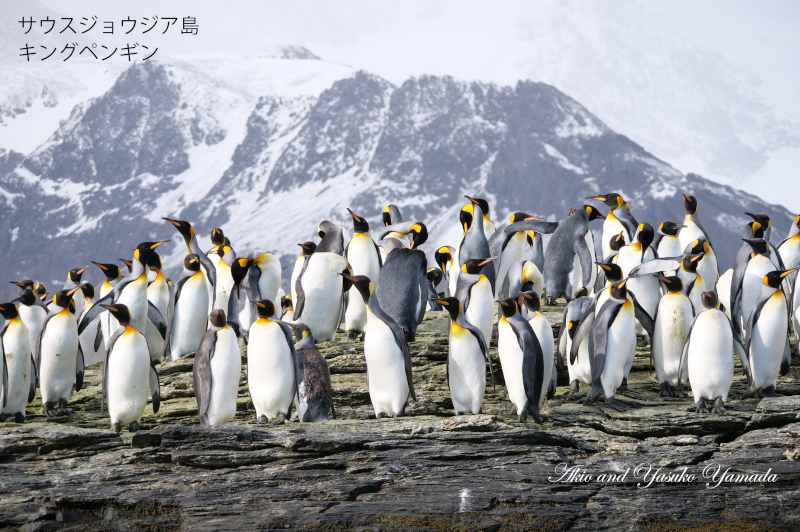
[76,266,88,275]
[102,305,118,312]
[66,287,80,296]
[522,293,532,299]
[657,276,670,283]
[432,298,448,306]
[523,216,540,221]
[781,267,800,278]
[339,273,359,283]
[151,240,170,249]
[9,281,25,288]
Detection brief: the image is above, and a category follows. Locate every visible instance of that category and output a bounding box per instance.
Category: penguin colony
[1,194,799,430]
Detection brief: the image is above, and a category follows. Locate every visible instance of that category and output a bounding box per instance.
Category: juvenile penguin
[520,291,556,404]
[0,302,34,423]
[289,322,335,422]
[651,276,694,397]
[167,255,209,360]
[588,193,634,259]
[12,288,47,362]
[744,269,798,396]
[496,298,545,423]
[557,297,594,400]
[101,304,160,432]
[678,194,719,288]
[455,258,496,348]
[193,309,241,426]
[247,300,298,423]
[292,251,348,343]
[344,208,382,340]
[343,274,415,418]
[679,291,746,414]
[77,283,105,365]
[146,253,170,363]
[433,296,492,414]
[37,288,84,417]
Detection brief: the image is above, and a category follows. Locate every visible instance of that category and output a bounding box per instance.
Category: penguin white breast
[601,302,635,398]
[18,305,46,357]
[741,256,775,324]
[170,273,210,359]
[39,311,79,403]
[687,310,733,401]
[346,234,382,334]
[716,269,734,319]
[364,311,409,416]
[496,233,525,298]
[118,274,150,335]
[657,236,682,260]
[256,255,282,309]
[448,323,486,414]
[214,262,234,313]
[749,292,788,390]
[148,276,170,317]
[1,319,32,414]
[678,221,705,250]
[465,276,495,344]
[106,328,150,425]
[247,320,295,420]
[497,319,527,415]
[205,327,241,426]
[296,253,347,343]
[652,294,693,386]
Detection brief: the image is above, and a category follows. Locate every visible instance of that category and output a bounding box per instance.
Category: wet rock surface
[1,305,799,531]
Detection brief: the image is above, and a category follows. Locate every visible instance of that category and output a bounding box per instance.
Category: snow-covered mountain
[0,49,794,295]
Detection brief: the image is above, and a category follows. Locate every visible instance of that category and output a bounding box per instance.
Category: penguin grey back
[543,210,592,302]
[376,248,427,341]
[295,344,334,422]
[317,221,346,255]
[459,204,495,290]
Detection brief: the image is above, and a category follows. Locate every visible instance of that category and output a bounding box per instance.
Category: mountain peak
[247,45,321,60]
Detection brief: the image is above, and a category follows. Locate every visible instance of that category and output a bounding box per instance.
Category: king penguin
[50,266,88,316]
[91,261,123,346]
[527,231,546,273]
[677,194,719,288]
[0,302,34,423]
[101,303,160,432]
[77,283,104,365]
[588,193,635,259]
[655,221,685,258]
[520,291,557,404]
[211,244,237,315]
[247,299,298,423]
[679,291,747,414]
[167,254,209,360]
[557,297,594,400]
[651,276,694,397]
[616,223,660,335]
[193,309,241,426]
[37,288,84,417]
[465,196,496,239]
[458,198,496,291]
[163,217,217,295]
[432,296,493,415]
[145,252,170,363]
[734,238,777,334]
[344,208,382,340]
[492,213,560,299]
[496,298,546,423]
[288,322,335,422]
[291,249,348,343]
[316,221,350,256]
[342,274,415,418]
[777,215,800,304]
[434,246,457,297]
[382,204,410,247]
[12,288,47,364]
[455,258,496,348]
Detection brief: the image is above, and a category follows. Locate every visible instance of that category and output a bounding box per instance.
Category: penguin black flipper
[724,314,750,382]
[508,315,544,422]
[93,321,103,352]
[373,240,384,267]
[1,338,7,408]
[75,342,85,392]
[556,304,570,367]
[744,292,773,358]
[28,354,37,403]
[618,217,636,241]
[781,335,791,376]
[505,220,559,235]
[531,232,545,273]
[629,258,681,278]
[730,248,754,332]
[293,255,312,321]
[276,320,301,399]
[193,328,218,425]
[149,360,160,414]
[569,301,596,364]
[589,302,623,384]
[77,277,132,334]
[147,302,167,339]
[629,292,655,339]
[416,252,429,326]
[245,269,263,329]
[678,315,701,384]
[101,327,125,414]
[574,237,594,287]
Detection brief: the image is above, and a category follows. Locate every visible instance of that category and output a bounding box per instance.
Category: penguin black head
[609,232,626,252]
[9,279,35,291]
[80,283,95,299]
[596,261,623,283]
[526,231,536,248]
[288,322,315,344]
[184,254,201,272]
[67,266,88,284]
[119,258,133,273]
[53,287,80,309]
[340,273,373,303]
[496,298,519,319]
[281,295,293,314]
[566,320,580,340]
[520,291,541,313]
[742,238,768,256]
[317,220,339,239]
[224,236,231,247]
[431,296,461,321]
[382,204,403,227]
[163,217,195,246]
[35,284,47,297]
[68,300,77,315]
[231,257,256,297]
[147,252,162,272]
[745,212,771,233]
[682,194,698,215]
[587,193,624,210]
[93,261,123,282]
[685,238,709,256]
[681,252,704,273]
[744,221,765,239]
[584,205,606,221]
[510,212,536,223]
[408,223,428,249]
[460,203,474,231]
[657,276,684,293]
[102,303,132,326]
[701,290,718,310]
[12,288,36,307]
[0,302,19,320]
[298,241,317,256]
[134,240,170,266]
[426,267,444,288]
[659,221,684,236]
[210,227,225,246]
[794,215,800,231]
[764,268,799,289]
[462,257,494,275]
[346,208,370,233]
[635,223,655,256]
[435,247,454,273]
[609,279,629,300]
[465,196,490,216]
[254,300,276,318]
[209,308,227,327]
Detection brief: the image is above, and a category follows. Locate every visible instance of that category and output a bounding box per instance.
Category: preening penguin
[679,291,746,414]
[0,302,34,423]
[227,250,283,337]
[527,231,546,273]
[344,208,382,340]
[288,322,335,422]
[92,261,123,345]
[432,296,492,415]
[557,297,594,400]
[434,246,457,297]
[502,260,544,303]
[37,288,84,417]
[496,298,545,423]
[193,309,241,426]
[101,304,160,432]
[343,274,415,418]
[382,204,410,247]
[280,295,293,320]
[77,283,104,365]
[247,300,298,423]
[291,250,348,343]
[587,193,634,259]
[455,258,496,347]
[426,268,445,311]
[316,220,349,256]
[167,254,209,360]
[520,291,557,404]
[206,227,226,268]
[678,194,719,288]
[651,276,693,397]
[616,223,660,329]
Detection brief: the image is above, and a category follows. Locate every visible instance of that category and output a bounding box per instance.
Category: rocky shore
[1,304,799,531]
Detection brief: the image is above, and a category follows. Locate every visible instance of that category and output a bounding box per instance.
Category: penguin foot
[111,422,121,433]
[346,330,360,341]
[392,412,403,419]
[563,381,581,401]
[14,413,25,423]
[129,421,140,432]
[695,398,709,414]
[271,413,287,425]
[659,382,672,398]
[257,415,267,424]
[672,384,689,398]
[584,387,601,406]
[510,413,527,423]
[455,411,465,416]
[376,412,387,420]
[58,399,75,416]
[44,402,59,418]
[617,377,628,391]
[713,397,727,415]
[605,398,628,412]
[761,385,778,397]
[636,336,650,348]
